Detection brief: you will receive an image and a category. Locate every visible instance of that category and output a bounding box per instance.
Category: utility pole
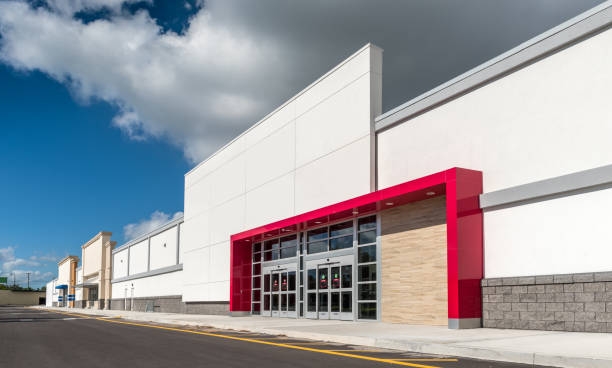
[12,272,15,287]
[26,272,31,289]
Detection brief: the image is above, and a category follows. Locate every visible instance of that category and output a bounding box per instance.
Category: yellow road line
[393,359,458,362]
[325,349,387,352]
[45,310,442,368]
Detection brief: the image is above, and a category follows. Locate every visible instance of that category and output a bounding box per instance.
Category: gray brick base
[482,271,612,332]
[109,295,229,315]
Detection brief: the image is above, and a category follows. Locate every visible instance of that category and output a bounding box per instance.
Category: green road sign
[0,277,7,284]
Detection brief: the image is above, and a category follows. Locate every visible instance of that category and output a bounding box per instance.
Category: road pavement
[0,306,555,368]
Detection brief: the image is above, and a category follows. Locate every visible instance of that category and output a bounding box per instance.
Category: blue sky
[0,0,603,288]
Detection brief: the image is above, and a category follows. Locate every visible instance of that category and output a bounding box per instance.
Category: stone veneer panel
[482,271,612,332]
[381,196,447,325]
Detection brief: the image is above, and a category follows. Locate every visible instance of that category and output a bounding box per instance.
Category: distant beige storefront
[76,232,115,309]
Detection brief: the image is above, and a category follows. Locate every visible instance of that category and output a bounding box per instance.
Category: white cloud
[123,210,183,241]
[0,0,285,163]
[0,246,57,287]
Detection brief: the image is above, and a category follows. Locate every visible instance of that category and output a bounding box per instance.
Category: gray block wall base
[448,318,481,329]
[482,270,612,333]
[108,296,229,315]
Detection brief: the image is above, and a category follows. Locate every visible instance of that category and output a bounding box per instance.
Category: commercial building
[47,2,612,332]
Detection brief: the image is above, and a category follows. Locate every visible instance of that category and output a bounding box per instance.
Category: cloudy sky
[0,0,604,287]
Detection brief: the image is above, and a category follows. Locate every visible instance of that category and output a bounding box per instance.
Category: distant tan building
[75,232,116,309]
[56,255,79,307]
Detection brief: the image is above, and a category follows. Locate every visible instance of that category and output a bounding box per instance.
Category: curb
[36,307,611,368]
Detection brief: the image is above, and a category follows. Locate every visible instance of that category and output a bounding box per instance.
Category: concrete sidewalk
[36,306,612,368]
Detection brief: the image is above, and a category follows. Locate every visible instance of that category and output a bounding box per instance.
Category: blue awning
[55,284,68,289]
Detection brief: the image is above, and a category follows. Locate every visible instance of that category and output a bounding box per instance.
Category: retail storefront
[230,169,483,328]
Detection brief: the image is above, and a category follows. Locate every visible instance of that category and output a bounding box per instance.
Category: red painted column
[229,239,252,313]
[445,168,483,328]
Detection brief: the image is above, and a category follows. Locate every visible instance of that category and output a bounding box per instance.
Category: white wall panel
[295,136,371,214]
[128,240,148,276]
[184,178,211,220]
[113,250,128,279]
[295,74,372,167]
[185,136,246,189]
[245,122,295,191]
[181,211,210,253]
[208,242,230,283]
[209,196,245,245]
[149,226,178,270]
[243,103,295,149]
[111,270,183,298]
[245,172,294,229]
[294,46,371,117]
[208,155,246,208]
[377,28,612,193]
[484,187,612,277]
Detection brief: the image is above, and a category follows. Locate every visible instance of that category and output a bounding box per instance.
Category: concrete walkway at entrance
[36,306,611,368]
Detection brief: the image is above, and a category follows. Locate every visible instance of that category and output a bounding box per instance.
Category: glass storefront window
[307,269,316,289]
[358,264,376,282]
[252,302,260,315]
[264,274,270,292]
[341,292,352,313]
[288,294,296,311]
[264,295,270,311]
[358,283,376,301]
[307,293,316,312]
[280,235,297,259]
[272,294,279,310]
[307,227,327,242]
[318,268,329,290]
[288,271,296,291]
[341,265,352,288]
[358,215,376,231]
[252,276,260,289]
[329,235,352,251]
[329,221,352,237]
[358,230,376,245]
[252,263,261,275]
[252,289,260,302]
[307,241,327,254]
[358,245,376,263]
[358,302,376,319]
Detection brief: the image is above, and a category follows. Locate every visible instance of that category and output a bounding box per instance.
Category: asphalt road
[0,306,554,368]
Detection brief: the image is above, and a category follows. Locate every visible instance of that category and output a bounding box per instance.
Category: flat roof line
[375,1,612,131]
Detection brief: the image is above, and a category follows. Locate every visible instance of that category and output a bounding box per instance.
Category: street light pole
[26,272,31,289]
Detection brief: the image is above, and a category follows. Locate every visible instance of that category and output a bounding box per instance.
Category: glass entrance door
[262,267,297,318]
[305,259,353,320]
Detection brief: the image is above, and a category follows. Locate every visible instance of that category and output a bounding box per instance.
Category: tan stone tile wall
[381,196,447,325]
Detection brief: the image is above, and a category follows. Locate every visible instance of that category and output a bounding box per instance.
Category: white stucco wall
[45,279,57,306]
[75,269,83,301]
[377,28,612,278]
[113,249,128,279]
[182,44,382,302]
[111,270,183,299]
[149,225,178,270]
[128,240,148,276]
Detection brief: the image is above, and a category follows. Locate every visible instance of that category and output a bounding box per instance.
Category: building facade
[46,2,612,332]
